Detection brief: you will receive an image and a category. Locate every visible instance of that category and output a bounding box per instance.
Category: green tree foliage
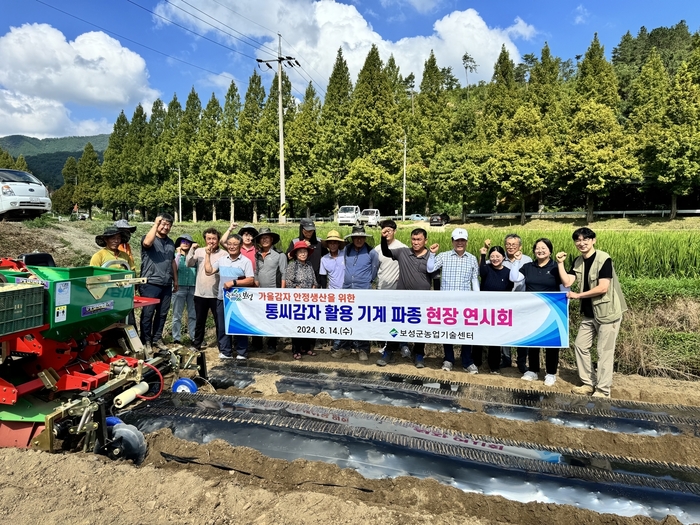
[316,48,354,212]
[485,104,555,224]
[189,93,223,220]
[0,149,15,169]
[652,62,700,218]
[561,101,640,223]
[287,82,324,216]
[344,44,401,208]
[73,143,102,218]
[577,34,620,109]
[409,50,452,214]
[51,156,78,215]
[217,80,242,220]
[94,19,700,221]
[13,154,30,173]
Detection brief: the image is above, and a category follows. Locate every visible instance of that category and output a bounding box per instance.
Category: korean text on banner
[223,288,568,348]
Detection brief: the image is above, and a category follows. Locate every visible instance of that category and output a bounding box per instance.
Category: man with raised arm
[557,227,627,399]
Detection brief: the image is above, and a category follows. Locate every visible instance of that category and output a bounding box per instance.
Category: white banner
[224,288,569,348]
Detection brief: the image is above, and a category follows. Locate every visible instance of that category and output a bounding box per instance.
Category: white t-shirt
[374,238,406,290]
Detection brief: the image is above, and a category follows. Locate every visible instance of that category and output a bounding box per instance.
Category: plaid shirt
[430,250,479,291]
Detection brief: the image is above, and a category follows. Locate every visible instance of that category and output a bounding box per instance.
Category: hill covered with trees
[0,134,109,190]
[52,21,700,223]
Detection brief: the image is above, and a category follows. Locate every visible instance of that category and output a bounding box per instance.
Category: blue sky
[1,0,698,138]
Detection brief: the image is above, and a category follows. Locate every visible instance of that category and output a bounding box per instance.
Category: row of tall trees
[60,21,700,223]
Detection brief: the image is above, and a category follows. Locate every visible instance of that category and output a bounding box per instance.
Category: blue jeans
[139,283,172,344]
[443,344,474,367]
[171,285,196,342]
[216,299,248,357]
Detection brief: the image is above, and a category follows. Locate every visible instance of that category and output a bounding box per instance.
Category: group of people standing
[91,214,626,399]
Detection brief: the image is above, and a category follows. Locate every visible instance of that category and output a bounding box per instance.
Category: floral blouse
[285,260,318,289]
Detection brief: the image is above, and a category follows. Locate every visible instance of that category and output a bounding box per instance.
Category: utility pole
[178,163,182,223]
[256,35,299,225]
[402,133,407,222]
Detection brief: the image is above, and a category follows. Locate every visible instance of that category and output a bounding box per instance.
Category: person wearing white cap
[427,228,480,373]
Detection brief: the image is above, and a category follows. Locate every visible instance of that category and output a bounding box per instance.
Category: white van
[359,209,380,227]
[337,205,361,226]
[0,169,52,219]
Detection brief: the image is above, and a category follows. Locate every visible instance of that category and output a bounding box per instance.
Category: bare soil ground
[0,221,697,524]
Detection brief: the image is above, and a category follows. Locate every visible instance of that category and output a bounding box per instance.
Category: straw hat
[322,230,346,249]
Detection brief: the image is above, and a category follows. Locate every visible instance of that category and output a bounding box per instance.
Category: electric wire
[125,0,259,61]
[202,0,328,97]
[34,0,239,84]
[160,0,277,57]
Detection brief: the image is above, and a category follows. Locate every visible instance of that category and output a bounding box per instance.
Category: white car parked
[359,209,381,227]
[337,205,361,226]
[0,169,52,219]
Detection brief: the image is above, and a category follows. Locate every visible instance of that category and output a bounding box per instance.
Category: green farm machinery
[0,256,203,460]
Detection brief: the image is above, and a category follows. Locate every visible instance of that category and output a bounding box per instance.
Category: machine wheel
[172,378,198,393]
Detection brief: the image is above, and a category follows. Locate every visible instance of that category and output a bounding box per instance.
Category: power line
[125,0,258,61]
[202,0,328,98]
[161,0,278,57]
[281,35,328,97]
[34,0,239,84]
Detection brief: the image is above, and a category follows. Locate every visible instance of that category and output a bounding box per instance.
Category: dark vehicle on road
[429,213,450,227]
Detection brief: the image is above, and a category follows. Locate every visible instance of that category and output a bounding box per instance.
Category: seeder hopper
[0,256,204,461]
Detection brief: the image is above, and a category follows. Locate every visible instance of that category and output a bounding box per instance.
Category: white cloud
[0,89,112,138]
[574,5,590,25]
[154,1,534,93]
[0,23,158,137]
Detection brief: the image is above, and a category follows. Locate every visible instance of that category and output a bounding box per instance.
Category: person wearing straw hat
[171,234,197,345]
[319,230,346,291]
[253,227,287,354]
[330,226,378,362]
[114,219,137,270]
[319,230,346,353]
[90,227,130,268]
[284,240,318,360]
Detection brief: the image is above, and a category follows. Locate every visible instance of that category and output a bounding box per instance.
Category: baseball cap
[451,228,468,241]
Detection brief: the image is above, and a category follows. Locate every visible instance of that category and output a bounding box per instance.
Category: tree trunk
[461,194,467,222]
[174,211,179,223]
[333,197,339,222]
[212,201,217,222]
[192,207,197,223]
[585,194,594,225]
[230,197,235,223]
[424,189,430,216]
[144,209,148,222]
[520,197,526,226]
[670,194,678,220]
[368,196,374,209]
[253,201,258,224]
[306,206,311,218]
